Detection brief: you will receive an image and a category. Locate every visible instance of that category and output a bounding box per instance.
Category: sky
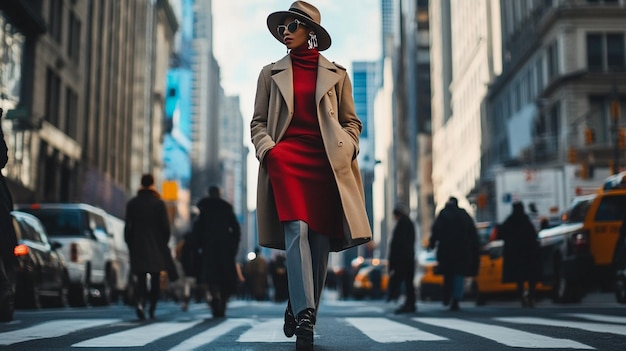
[211,1,382,209]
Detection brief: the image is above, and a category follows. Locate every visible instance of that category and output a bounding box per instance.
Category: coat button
[328,91,333,96]
[338,141,344,147]
[329,110,335,116]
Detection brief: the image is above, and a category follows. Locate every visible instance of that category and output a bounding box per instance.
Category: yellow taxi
[473,239,551,305]
[351,258,389,299]
[538,171,626,302]
[417,250,444,301]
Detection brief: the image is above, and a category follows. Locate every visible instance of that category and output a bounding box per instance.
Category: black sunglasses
[277,19,307,37]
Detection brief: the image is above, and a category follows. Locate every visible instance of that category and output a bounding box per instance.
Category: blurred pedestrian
[387,206,417,314]
[250,2,372,349]
[245,247,269,301]
[175,230,199,311]
[124,173,172,320]
[192,185,241,317]
[429,197,480,311]
[498,202,542,307]
[0,108,18,322]
[270,253,289,302]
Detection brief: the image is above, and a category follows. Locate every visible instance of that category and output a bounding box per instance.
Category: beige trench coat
[250,53,372,252]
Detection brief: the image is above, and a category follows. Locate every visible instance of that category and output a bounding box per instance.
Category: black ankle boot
[283,301,296,338]
[295,308,315,351]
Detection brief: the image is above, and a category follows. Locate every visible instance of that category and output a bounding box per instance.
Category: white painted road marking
[237,318,295,343]
[345,317,447,343]
[169,319,254,350]
[416,318,593,349]
[564,313,626,325]
[496,317,626,336]
[72,321,202,347]
[0,319,120,345]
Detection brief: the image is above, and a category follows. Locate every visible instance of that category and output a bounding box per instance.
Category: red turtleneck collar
[290,45,319,68]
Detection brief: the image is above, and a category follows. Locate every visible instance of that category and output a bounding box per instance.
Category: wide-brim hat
[266,1,331,51]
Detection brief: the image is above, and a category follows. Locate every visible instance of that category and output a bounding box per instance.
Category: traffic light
[619,128,626,149]
[584,127,594,145]
[611,99,621,121]
[568,147,577,163]
[580,163,588,179]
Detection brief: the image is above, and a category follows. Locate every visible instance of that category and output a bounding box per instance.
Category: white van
[16,203,124,307]
[104,214,132,304]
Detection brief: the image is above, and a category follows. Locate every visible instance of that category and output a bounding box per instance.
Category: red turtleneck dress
[266,46,343,239]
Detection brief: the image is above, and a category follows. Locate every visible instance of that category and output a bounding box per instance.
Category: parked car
[16,203,122,307]
[104,214,132,304]
[351,258,389,299]
[11,211,70,309]
[537,172,626,303]
[473,239,551,305]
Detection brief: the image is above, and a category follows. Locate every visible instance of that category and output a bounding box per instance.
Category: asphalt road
[1,290,625,350]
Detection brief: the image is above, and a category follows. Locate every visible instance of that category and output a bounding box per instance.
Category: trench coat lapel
[271,56,293,117]
[316,55,342,105]
[272,54,342,117]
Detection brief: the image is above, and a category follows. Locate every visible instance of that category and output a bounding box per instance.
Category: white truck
[494,165,609,229]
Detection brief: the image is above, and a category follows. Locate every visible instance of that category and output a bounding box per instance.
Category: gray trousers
[284,220,330,316]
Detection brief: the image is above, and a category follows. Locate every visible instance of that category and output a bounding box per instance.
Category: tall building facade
[189,0,221,204]
[164,0,248,242]
[429,0,502,215]
[219,94,248,260]
[399,0,434,245]
[481,0,626,221]
[1,0,177,218]
[164,0,194,233]
[353,61,379,259]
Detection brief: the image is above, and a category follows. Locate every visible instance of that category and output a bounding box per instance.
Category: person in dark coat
[270,253,289,302]
[245,247,269,301]
[0,108,18,322]
[498,201,541,307]
[124,174,171,320]
[429,197,480,311]
[387,206,417,314]
[192,185,241,317]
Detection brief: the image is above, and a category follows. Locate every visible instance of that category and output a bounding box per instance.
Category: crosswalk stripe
[496,317,626,336]
[345,317,446,343]
[169,319,254,350]
[564,314,626,324]
[416,318,593,349]
[71,321,202,347]
[0,319,120,346]
[237,319,294,343]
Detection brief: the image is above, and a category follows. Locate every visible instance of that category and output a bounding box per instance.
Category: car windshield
[20,209,84,236]
[594,194,626,222]
[562,197,593,223]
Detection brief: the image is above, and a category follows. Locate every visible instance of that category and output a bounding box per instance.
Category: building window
[589,96,610,144]
[65,88,78,139]
[587,32,626,72]
[45,68,61,126]
[607,33,626,71]
[547,41,559,81]
[67,11,81,65]
[48,0,63,43]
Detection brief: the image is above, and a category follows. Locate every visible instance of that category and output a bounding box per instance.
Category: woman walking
[250,2,372,349]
